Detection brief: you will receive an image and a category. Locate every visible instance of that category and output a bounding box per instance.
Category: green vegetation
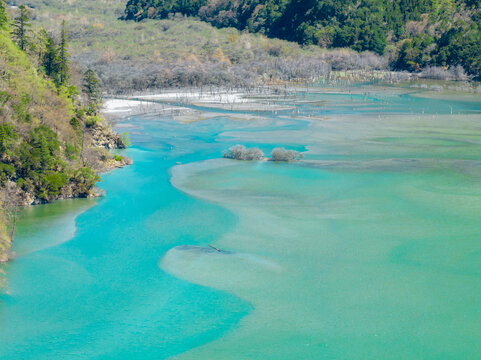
[123,0,481,78]
[58,20,69,86]
[1,18,94,202]
[83,69,102,115]
[41,33,61,83]
[12,4,31,51]
[0,4,127,260]
[7,0,481,92]
[120,132,131,147]
[85,115,102,127]
[11,0,392,92]
[0,0,8,30]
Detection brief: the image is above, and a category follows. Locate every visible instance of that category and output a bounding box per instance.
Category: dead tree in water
[2,183,21,244]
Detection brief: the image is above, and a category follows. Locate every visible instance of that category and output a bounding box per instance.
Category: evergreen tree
[82,69,101,115]
[33,28,49,65]
[12,5,31,51]
[0,0,8,30]
[42,35,61,85]
[58,20,69,86]
[0,124,17,156]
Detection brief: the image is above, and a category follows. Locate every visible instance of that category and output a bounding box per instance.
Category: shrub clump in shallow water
[271,147,303,162]
[224,145,264,160]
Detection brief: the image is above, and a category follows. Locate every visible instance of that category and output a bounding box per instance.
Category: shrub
[85,115,102,128]
[270,147,303,161]
[113,154,123,162]
[224,144,247,160]
[223,144,264,160]
[420,65,469,81]
[246,147,264,160]
[70,117,81,131]
[0,123,18,154]
[43,172,68,197]
[419,66,451,80]
[65,142,79,160]
[0,163,15,183]
[430,85,443,92]
[119,132,131,148]
[72,167,101,196]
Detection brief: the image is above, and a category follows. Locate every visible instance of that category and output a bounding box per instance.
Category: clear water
[1,86,481,359]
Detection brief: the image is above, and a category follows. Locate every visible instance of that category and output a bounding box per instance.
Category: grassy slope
[0,30,76,142]
[21,0,323,59]
[0,29,72,260]
[0,26,126,261]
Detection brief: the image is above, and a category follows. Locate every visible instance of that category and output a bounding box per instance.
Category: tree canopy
[1,9,109,203]
[123,0,481,77]
[0,0,8,30]
[12,5,32,51]
[83,69,102,115]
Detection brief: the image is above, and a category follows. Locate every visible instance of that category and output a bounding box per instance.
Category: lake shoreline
[104,79,481,114]
[2,84,481,358]
[0,108,133,265]
[4,79,478,264]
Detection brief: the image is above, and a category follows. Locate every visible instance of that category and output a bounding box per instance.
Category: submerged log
[208,244,222,252]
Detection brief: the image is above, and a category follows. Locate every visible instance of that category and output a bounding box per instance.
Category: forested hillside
[123,0,481,78]
[0,1,127,261]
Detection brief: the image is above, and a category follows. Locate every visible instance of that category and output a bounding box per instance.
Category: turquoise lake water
[1,86,481,359]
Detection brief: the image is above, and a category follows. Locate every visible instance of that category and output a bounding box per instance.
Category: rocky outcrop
[2,180,94,207]
[94,154,133,173]
[0,120,133,263]
[2,181,35,206]
[88,123,126,150]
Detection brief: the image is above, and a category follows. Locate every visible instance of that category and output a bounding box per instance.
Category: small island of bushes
[223,145,303,162]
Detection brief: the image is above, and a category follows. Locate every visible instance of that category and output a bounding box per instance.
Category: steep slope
[0,24,127,261]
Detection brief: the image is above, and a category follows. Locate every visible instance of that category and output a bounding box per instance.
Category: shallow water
[1,86,481,359]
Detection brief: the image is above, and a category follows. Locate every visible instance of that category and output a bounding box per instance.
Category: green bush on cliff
[42,172,69,198]
[0,11,107,203]
[72,168,101,197]
[0,163,15,182]
[85,115,102,128]
[65,142,79,160]
[0,123,18,156]
[0,0,8,31]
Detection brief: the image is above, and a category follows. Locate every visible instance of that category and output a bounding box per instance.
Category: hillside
[123,0,481,78]
[0,3,128,261]
[8,0,401,93]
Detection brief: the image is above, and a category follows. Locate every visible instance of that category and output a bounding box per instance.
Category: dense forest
[0,0,128,261]
[123,0,481,78]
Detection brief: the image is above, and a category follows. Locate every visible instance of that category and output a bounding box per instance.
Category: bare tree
[2,182,22,246]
